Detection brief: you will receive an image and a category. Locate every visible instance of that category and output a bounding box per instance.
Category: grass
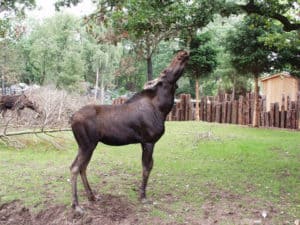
[0,121,299,223]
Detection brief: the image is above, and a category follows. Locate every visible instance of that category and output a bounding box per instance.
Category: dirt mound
[0,194,139,225]
[0,200,33,225]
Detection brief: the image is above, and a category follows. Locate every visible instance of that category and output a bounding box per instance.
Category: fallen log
[0,128,71,138]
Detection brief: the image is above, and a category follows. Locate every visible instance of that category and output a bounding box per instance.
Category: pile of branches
[0,86,95,148]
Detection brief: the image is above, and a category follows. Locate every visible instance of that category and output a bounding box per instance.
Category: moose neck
[151,51,189,118]
[127,50,189,119]
[152,82,176,119]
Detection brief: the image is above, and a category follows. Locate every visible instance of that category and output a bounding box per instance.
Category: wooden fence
[113,92,300,130]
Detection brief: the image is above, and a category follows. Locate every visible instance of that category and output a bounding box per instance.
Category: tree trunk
[94,67,99,101]
[252,75,259,127]
[147,56,153,81]
[100,74,104,104]
[195,78,200,121]
[1,43,6,95]
[1,73,4,95]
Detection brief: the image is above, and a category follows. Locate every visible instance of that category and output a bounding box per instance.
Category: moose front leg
[140,143,154,201]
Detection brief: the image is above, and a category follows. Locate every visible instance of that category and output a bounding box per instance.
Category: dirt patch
[194,188,293,225]
[0,191,297,225]
[0,200,32,225]
[0,194,138,225]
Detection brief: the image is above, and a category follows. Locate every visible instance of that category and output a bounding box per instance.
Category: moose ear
[143,78,161,90]
[159,68,170,78]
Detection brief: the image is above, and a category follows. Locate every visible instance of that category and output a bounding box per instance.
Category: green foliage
[81,23,123,92]
[176,77,195,97]
[225,15,274,77]
[152,41,177,78]
[56,49,84,90]
[259,28,300,77]
[186,32,218,79]
[114,41,177,92]
[213,51,252,97]
[16,14,124,91]
[0,41,25,85]
[225,14,300,78]
[199,15,251,97]
[18,14,85,88]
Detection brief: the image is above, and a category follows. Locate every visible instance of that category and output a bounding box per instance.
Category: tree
[81,26,123,103]
[87,0,223,81]
[0,40,26,92]
[186,32,218,121]
[0,0,35,91]
[202,15,250,99]
[225,15,275,127]
[19,14,85,89]
[213,52,252,99]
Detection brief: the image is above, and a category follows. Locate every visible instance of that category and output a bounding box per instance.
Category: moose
[0,94,41,118]
[70,50,189,213]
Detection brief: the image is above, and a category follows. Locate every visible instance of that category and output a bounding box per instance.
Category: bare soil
[0,191,296,225]
[0,194,138,225]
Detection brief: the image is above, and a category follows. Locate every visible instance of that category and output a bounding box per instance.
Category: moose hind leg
[80,156,96,201]
[140,143,154,200]
[70,154,80,210]
[70,146,96,211]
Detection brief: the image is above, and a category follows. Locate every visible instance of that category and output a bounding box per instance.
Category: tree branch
[240,1,300,32]
[0,128,71,138]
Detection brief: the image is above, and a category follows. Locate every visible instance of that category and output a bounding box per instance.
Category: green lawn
[0,122,299,224]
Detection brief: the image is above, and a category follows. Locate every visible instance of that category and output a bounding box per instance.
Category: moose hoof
[141,198,152,205]
[73,205,84,216]
[88,195,96,201]
[88,194,100,202]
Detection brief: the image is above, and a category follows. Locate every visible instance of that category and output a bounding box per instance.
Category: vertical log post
[286,96,291,128]
[274,102,280,128]
[297,92,300,129]
[270,103,275,127]
[280,95,285,128]
[238,96,244,125]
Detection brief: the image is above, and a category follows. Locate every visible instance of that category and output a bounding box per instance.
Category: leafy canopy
[225,15,275,77]
[186,32,218,79]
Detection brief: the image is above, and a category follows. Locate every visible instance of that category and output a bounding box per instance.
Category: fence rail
[113,92,300,129]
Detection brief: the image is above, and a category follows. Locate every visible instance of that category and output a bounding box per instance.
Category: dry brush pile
[0,86,95,148]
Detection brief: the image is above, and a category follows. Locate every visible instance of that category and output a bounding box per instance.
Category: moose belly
[99,122,165,146]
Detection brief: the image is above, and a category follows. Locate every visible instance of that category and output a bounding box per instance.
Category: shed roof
[260,72,293,82]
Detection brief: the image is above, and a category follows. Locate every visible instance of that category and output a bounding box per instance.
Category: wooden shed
[260,72,300,111]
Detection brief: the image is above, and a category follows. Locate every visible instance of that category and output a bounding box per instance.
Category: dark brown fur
[70,51,189,211]
[0,94,40,117]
